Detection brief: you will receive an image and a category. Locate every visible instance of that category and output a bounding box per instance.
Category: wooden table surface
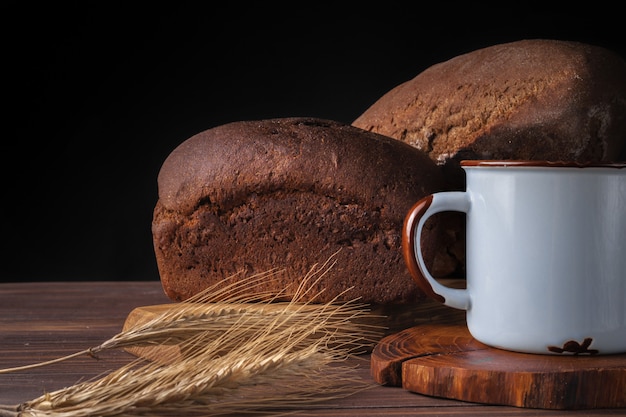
[0,281,624,416]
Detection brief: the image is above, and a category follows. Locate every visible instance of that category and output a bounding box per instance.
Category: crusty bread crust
[153,118,446,304]
[353,39,626,190]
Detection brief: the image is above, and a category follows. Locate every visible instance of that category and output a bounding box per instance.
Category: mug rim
[461,160,626,168]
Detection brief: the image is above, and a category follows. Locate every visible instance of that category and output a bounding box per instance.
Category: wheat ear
[1,257,383,416]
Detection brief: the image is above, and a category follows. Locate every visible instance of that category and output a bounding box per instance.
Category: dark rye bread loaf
[353,39,626,277]
[353,39,626,190]
[152,117,446,306]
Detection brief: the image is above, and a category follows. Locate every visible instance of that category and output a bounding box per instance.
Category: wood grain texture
[122,303,183,363]
[121,281,466,360]
[371,323,626,410]
[1,281,624,416]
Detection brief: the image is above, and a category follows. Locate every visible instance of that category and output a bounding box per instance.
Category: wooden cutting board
[371,321,626,410]
[121,282,465,363]
[120,299,461,364]
[122,294,626,410]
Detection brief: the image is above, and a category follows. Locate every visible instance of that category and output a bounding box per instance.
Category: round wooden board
[371,323,626,410]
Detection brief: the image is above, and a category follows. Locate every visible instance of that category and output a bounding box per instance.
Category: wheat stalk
[0,256,383,416]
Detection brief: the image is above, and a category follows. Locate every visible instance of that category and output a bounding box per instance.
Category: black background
[2,3,624,283]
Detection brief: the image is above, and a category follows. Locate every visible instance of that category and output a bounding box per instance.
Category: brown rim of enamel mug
[461,160,626,168]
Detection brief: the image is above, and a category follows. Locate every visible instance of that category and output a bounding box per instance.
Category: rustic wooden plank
[0,281,623,416]
[0,281,170,406]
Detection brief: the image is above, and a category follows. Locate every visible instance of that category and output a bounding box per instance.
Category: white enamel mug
[403,161,626,355]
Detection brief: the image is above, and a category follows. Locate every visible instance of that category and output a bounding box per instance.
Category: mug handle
[402,191,471,310]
